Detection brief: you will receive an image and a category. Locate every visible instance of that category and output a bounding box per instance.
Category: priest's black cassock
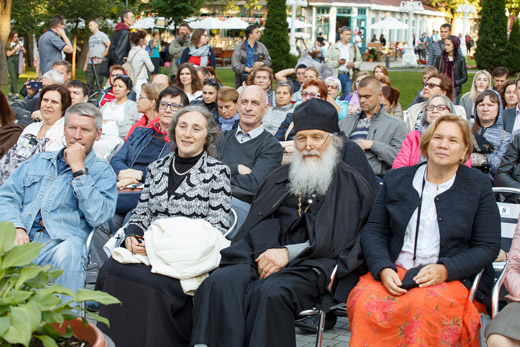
[190,160,374,347]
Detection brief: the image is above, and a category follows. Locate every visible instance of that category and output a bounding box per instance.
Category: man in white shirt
[325,26,362,95]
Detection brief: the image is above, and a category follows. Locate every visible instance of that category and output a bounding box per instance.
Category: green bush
[475,0,508,70]
[261,0,296,72]
[504,19,520,75]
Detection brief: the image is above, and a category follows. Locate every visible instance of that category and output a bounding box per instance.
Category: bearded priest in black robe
[191,98,374,347]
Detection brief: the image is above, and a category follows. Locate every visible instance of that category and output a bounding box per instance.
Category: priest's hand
[380,268,407,296]
[255,248,289,279]
[414,264,448,288]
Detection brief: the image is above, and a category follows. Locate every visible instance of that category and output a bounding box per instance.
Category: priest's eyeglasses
[294,134,330,148]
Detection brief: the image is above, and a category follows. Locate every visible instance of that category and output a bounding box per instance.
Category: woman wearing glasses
[190,78,219,120]
[180,29,216,69]
[406,73,467,131]
[125,82,163,140]
[394,94,470,169]
[95,75,139,158]
[173,63,203,102]
[96,105,231,347]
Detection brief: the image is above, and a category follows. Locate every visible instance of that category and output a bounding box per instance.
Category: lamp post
[456,3,476,57]
[287,0,308,56]
[399,1,423,67]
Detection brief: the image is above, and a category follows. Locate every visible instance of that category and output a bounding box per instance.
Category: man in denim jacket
[0,103,117,293]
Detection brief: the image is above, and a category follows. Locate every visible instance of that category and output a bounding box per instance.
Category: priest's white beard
[288,142,340,198]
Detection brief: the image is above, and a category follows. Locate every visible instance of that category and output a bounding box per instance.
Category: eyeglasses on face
[159,101,183,111]
[302,91,321,98]
[327,84,338,90]
[425,104,448,111]
[423,82,441,89]
[295,134,330,148]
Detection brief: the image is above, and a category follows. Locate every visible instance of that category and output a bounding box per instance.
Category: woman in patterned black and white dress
[96,105,231,347]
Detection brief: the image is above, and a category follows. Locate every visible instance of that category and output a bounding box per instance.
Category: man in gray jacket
[339,76,407,178]
[168,23,190,79]
[231,25,272,88]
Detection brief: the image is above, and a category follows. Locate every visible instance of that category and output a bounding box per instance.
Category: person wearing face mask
[262,81,294,135]
[216,87,240,131]
[433,35,467,104]
[190,78,219,120]
[180,29,216,68]
[393,94,470,169]
[459,70,493,121]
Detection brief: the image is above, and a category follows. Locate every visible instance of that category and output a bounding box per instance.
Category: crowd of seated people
[4,24,520,346]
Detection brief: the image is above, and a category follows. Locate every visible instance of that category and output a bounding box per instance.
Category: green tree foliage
[504,19,520,74]
[506,0,520,17]
[140,0,205,29]
[427,0,481,23]
[475,0,508,71]
[261,0,294,73]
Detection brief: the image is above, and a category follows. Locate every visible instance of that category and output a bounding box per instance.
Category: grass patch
[3,67,474,110]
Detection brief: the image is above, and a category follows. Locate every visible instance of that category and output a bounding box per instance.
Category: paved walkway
[296,316,351,347]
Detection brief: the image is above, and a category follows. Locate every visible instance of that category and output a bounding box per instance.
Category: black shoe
[295,314,337,334]
[85,300,100,312]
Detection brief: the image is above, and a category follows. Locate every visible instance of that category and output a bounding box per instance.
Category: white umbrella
[287,18,312,29]
[222,18,250,29]
[371,17,408,30]
[189,17,226,29]
[132,17,155,29]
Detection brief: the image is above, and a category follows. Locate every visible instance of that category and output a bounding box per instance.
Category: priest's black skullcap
[293,98,340,134]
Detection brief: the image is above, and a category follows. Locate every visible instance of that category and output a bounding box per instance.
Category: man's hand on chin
[255,248,289,279]
[64,143,86,172]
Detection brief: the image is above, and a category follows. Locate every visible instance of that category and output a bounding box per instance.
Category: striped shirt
[349,113,371,142]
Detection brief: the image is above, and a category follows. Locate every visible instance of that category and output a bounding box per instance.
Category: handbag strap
[413,173,426,265]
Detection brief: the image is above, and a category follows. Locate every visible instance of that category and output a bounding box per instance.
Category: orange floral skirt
[346,267,482,347]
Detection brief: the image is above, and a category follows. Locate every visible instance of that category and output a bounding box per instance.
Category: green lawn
[3,67,473,109]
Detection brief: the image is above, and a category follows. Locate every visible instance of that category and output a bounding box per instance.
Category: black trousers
[191,263,325,347]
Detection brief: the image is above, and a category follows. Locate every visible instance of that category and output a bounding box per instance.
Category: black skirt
[96,257,193,347]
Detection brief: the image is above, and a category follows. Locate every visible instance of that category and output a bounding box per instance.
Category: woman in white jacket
[128,30,154,96]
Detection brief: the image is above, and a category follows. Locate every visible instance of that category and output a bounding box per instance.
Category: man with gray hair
[191,98,374,346]
[0,102,117,293]
[325,26,362,95]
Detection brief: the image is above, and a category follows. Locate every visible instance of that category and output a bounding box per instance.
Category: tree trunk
[0,0,13,86]
[78,42,89,72]
[24,34,35,69]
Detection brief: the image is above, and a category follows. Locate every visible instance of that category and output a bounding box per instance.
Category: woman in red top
[180,29,216,68]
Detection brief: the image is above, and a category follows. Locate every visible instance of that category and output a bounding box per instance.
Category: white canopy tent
[222,18,250,29]
[287,18,312,29]
[370,17,408,30]
[189,17,226,29]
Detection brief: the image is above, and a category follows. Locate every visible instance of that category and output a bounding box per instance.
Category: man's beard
[178,34,187,45]
[288,142,340,198]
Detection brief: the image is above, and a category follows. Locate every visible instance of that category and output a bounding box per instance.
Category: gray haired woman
[96,105,232,347]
